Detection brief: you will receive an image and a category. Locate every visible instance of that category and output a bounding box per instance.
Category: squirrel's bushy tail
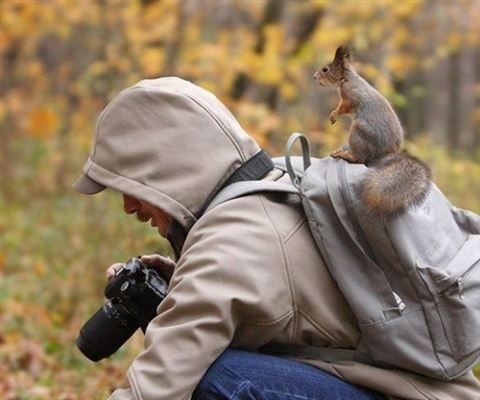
[360,152,431,218]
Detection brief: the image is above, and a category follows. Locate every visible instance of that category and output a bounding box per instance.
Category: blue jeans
[193,349,386,400]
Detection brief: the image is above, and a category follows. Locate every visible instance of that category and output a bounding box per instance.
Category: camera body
[76,257,169,362]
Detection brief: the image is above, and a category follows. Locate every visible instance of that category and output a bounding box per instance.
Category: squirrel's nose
[313,72,318,80]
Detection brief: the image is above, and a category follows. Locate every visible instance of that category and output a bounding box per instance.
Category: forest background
[1,0,480,399]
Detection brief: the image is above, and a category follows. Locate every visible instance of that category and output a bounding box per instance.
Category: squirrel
[313,46,431,218]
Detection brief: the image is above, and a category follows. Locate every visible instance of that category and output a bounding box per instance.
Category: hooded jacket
[74,77,480,400]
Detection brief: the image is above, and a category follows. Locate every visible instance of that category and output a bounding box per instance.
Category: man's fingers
[106,256,175,282]
[106,262,124,280]
[140,255,152,264]
[140,254,172,266]
[140,254,175,279]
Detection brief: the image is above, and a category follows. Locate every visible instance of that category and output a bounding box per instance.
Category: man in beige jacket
[74,77,480,400]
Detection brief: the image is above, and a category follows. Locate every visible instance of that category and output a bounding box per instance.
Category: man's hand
[106,255,176,281]
[140,254,176,281]
[106,262,125,280]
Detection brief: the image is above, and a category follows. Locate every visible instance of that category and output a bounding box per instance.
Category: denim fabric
[193,349,387,400]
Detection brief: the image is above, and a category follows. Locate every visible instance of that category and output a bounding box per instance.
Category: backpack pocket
[358,308,444,378]
[417,235,480,363]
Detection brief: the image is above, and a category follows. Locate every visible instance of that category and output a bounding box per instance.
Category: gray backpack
[208,133,480,381]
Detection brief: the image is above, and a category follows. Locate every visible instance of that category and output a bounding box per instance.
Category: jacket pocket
[417,235,480,361]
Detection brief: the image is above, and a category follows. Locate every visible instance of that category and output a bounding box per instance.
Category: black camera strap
[197,150,274,219]
[167,150,274,259]
[222,150,274,187]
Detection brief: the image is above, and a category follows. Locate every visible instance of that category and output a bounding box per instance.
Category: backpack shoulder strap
[206,132,312,212]
[206,180,299,213]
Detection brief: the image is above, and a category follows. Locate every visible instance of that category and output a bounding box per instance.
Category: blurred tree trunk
[422,0,447,147]
[475,49,480,151]
[164,0,186,75]
[447,51,461,151]
[458,47,476,152]
[231,0,285,106]
[43,32,77,191]
[0,41,20,199]
[443,47,476,154]
[231,1,323,104]
[433,62,450,147]
[405,73,428,138]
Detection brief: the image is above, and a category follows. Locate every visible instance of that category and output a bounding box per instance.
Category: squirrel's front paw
[329,115,337,125]
[330,148,342,158]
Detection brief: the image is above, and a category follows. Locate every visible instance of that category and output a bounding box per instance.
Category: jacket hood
[74,77,266,231]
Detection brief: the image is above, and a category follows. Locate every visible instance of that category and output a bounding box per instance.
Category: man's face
[123,194,172,237]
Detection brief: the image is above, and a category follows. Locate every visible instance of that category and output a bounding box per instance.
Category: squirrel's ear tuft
[334,46,353,64]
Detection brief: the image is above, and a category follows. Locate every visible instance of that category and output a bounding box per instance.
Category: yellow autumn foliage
[1,1,480,398]
[26,107,59,139]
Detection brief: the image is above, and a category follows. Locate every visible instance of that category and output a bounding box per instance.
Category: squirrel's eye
[322,66,329,73]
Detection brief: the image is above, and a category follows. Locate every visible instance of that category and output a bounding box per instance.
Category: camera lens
[75,299,138,362]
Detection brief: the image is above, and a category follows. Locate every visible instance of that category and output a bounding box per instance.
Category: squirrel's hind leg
[347,122,376,164]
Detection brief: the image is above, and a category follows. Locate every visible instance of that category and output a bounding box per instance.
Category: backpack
[207,132,480,381]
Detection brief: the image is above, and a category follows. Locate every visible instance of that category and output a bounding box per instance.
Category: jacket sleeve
[108,198,291,400]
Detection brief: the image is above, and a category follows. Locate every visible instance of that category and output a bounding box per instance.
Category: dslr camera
[76,257,169,362]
